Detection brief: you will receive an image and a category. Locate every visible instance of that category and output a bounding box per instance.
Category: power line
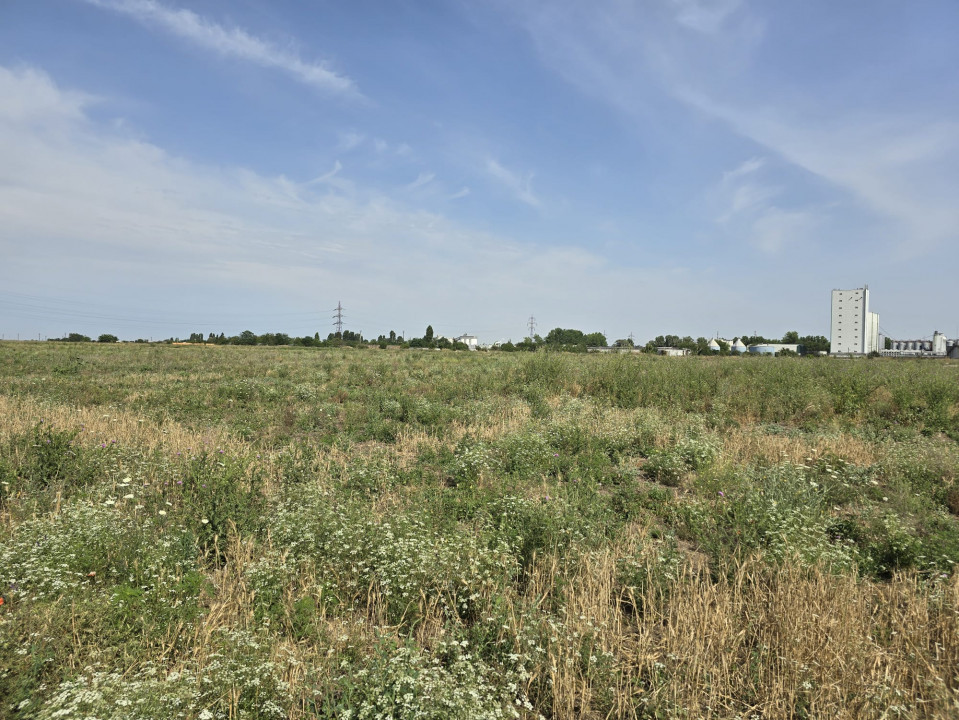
[333,301,345,337]
[527,314,536,338]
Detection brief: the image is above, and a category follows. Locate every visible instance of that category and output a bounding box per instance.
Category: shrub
[0,502,197,603]
[6,422,98,497]
[645,449,687,487]
[179,450,264,556]
[270,491,514,625]
[320,639,518,720]
[36,630,293,720]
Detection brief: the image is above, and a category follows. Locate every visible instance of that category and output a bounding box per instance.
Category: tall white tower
[830,286,879,355]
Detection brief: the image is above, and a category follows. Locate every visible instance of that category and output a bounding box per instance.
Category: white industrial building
[707,337,748,353]
[830,287,880,355]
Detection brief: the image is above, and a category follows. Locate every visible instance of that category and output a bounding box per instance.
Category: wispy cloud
[722,156,765,183]
[486,159,539,207]
[684,89,959,254]
[448,186,470,200]
[405,172,435,191]
[748,207,818,255]
[336,132,365,152]
[306,160,342,185]
[506,0,958,256]
[671,0,744,34]
[81,0,358,96]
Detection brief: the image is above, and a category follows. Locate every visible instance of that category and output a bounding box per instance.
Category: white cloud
[486,158,540,207]
[448,186,470,200]
[1,64,753,341]
[81,0,358,96]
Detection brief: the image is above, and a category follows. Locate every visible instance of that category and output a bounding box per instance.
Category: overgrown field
[1,342,958,719]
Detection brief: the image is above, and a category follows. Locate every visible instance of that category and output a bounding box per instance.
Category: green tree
[97,333,118,343]
[583,332,607,347]
[798,335,830,353]
[545,328,584,346]
[238,330,257,345]
[782,330,800,344]
[425,325,434,343]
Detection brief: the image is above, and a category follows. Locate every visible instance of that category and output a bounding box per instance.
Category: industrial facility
[830,286,957,357]
[881,331,959,358]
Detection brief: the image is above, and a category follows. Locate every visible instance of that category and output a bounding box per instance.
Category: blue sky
[1,0,957,343]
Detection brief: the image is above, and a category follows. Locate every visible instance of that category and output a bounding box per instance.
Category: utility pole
[527,314,536,339]
[333,302,345,338]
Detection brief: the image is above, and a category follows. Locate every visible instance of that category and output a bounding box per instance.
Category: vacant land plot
[1,342,957,719]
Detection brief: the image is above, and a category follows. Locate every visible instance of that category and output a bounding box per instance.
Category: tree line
[46,327,830,354]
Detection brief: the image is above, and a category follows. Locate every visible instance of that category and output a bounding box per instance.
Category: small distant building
[453,333,479,350]
[656,347,690,357]
[730,338,748,353]
[747,343,803,355]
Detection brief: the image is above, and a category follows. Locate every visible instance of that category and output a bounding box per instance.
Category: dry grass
[513,545,959,719]
[719,426,880,469]
[0,395,239,457]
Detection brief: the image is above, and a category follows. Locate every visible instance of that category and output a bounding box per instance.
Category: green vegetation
[0,342,957,718]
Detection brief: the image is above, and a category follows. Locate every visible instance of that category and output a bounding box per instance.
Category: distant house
[453,333,479,350]
[656,347,690,357]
